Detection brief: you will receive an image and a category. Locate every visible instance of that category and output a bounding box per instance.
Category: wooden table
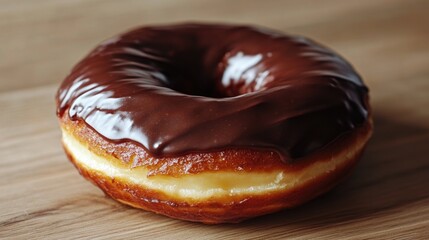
[1,0,428,239]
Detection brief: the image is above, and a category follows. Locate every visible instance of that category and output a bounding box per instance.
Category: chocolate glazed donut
[56,23,372,223]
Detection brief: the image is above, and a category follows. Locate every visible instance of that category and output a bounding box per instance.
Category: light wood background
[1,0,428,239]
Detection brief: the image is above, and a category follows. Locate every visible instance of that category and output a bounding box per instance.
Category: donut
[56,23,372,223]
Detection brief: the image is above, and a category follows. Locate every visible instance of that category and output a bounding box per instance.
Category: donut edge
[60,117,372,223]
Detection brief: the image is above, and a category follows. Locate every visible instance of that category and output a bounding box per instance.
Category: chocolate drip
[56,23,369,161]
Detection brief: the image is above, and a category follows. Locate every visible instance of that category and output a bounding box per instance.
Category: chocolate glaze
[56,23,369,161]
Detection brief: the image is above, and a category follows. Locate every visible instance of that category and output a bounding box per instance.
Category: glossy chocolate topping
[56,23,369,161]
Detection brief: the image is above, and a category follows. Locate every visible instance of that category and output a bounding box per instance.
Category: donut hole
[165,50,271,99]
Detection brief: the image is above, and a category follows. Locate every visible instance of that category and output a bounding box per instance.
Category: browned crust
[59,113,372,223]
[59,112,372,176]
[64,142,365,223]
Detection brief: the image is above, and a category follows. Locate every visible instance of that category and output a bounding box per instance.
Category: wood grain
[1,0,428,239]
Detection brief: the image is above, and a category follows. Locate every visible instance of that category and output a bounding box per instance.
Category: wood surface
[1,0,428,239]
